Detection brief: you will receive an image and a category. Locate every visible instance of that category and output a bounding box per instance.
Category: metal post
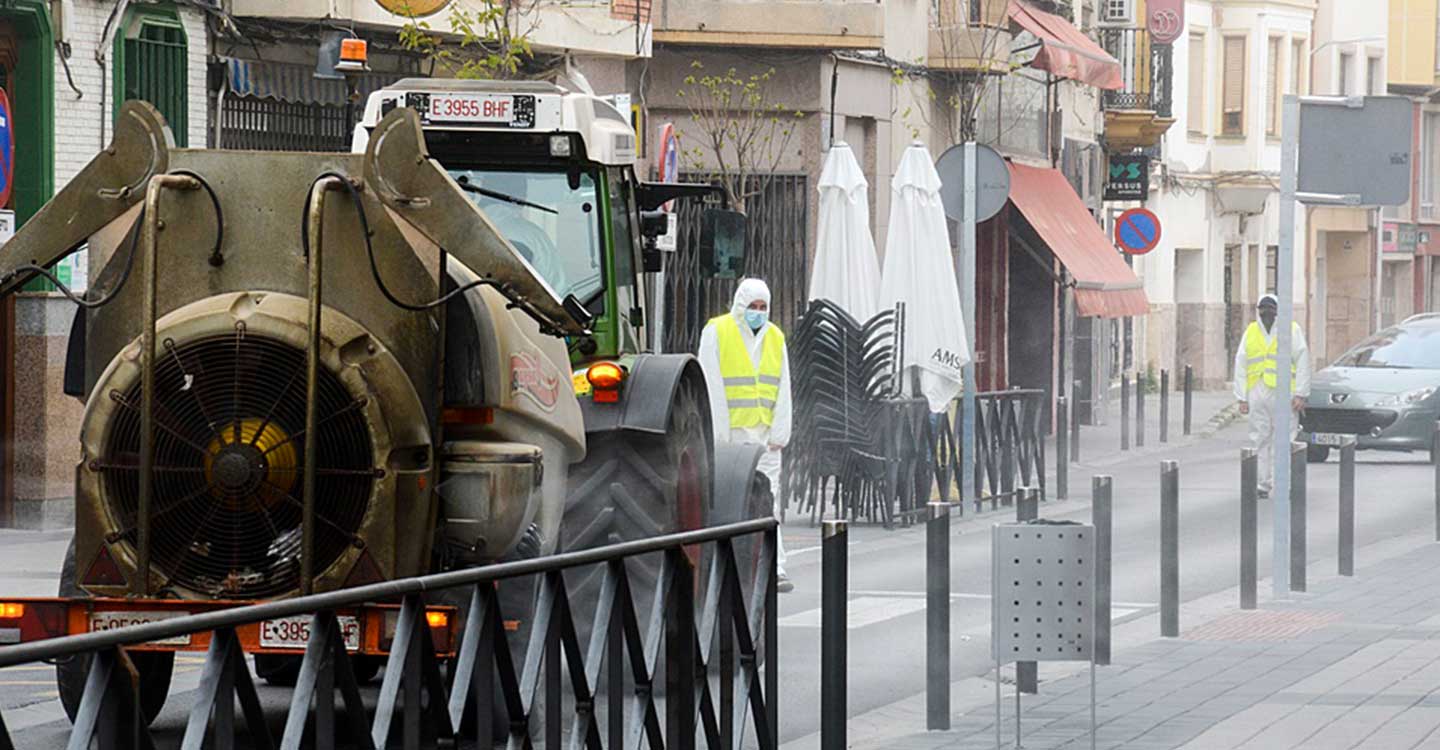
[1016,488,1039,695]
[822,520,848,750]
[1433,422,1440,542]
[1136,374,1146,448]
[1290,442,1307,593]
[1121,374,1131,451]
[1160,461,1179,637]
[961,141,978,517]
[926,502,950,731]
[666,551,696,750]
[1339,437,1355,577]
[1070,394,1080,463]
[1092,476,1112,665]
[1273,94,1301,598]
[1160,369,1170,444]
[1183,365,1194,436]
[1241,449,1258,609]
[765,526,779,749]
[1057,398,1069,500]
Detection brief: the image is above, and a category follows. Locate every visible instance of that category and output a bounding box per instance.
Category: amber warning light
[586,362,625,403]
[0,602,23,619]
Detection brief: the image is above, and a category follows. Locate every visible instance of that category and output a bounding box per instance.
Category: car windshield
[446,168,603,303]
[1334,323,1440,369]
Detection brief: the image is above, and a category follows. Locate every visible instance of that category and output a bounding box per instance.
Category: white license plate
[88,611,191,646]
[1311,432,1346,446]
[260,615,361,651]
[426,93,533,127]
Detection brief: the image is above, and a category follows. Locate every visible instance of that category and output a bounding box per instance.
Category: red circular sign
[1115,208,1162,255]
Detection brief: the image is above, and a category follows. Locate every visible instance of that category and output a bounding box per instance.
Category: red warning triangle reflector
[82,545,127,587]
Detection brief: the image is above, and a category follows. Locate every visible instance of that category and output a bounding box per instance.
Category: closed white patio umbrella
[808,142,882,322]
[879,143,971,413]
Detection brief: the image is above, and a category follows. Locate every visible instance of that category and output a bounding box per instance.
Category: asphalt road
[3,418,1438,748]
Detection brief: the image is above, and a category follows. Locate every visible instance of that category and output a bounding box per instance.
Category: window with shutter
[115,6,187,147]
[1222,36,1245,136]
[1339,52,1353,96]
[1187,33,1205,135]
[1266,37,1281,136]
[1368,56,1383,95]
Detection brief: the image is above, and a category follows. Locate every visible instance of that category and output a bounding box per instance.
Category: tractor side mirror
[699,209,747,279]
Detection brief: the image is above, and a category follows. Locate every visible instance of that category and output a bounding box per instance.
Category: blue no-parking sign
[1115,207,1161,255]
[0,89,14,210]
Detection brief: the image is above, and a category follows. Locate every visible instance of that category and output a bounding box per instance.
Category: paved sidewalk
[824,533,1440,750]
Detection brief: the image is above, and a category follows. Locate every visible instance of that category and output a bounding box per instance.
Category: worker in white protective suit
[697,278,794,593]
[1232,294,1311,498]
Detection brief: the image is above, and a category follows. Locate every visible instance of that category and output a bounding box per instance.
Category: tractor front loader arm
[362,106,592,337]
[0,101,171,297]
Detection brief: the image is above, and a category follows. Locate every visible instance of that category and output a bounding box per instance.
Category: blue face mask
[744,309,769,332]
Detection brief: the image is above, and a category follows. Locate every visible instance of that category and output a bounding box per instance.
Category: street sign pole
[1273,94,1299,598]
[961,142,978,508]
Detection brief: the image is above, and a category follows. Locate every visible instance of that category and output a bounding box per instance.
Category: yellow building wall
[1389,0,1437,86]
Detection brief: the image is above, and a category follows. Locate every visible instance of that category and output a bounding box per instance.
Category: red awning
[1006,162,1149,318]
[1008,0,1123,90]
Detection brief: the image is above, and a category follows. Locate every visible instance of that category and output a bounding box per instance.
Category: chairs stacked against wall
[786,300,899,525]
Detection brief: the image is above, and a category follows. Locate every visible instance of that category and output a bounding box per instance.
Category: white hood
[879,143,971,413]
[808,143,882,322]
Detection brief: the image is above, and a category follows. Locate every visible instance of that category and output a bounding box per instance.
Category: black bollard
[1339,438,1355,577]
[822,519,848,750]
[1160,461,1179,637]
[1136,374,1146,448]
[1121,374,1131,451]
[1016,488,1039,695]
[1240,448,1258,609]
[1093,476,1113,665]
[1183,365,1194,436]
[1290,442,1307,593]
[1057,398,1069,500]
[1160,369,1170,443]
[926,503,950,730]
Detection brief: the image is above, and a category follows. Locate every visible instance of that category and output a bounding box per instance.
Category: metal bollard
[1092,476,1113,665]
[1183,365,1194,436]
[1071,394,1081,463]
[1160,461,1179,637]
[1136,374,1146,448]
[926,503,950,731]
[1290,442,1307,593]
[1160,369,1170,444]
[1240,449,1258,609]
[1057,397,1069,500]
[1433,422,1440,542]
[822,519,848,750]
[1121,374,1131,451]
[1339,438,1356,577]
[1016,488,1039,695]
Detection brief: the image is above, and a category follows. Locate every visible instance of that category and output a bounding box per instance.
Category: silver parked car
[1301,314,1440,462]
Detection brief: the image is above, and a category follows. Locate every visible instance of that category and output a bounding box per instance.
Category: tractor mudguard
[579,353,714,439]
[711,441,767,524]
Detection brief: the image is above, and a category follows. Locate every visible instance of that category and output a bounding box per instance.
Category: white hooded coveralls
[1231,295,1312,493]
[697,279,791,575]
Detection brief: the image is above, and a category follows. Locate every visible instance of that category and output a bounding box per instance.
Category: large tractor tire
[561,373,712,615]
[56,541,174,725]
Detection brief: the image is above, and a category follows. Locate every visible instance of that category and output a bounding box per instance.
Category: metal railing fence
[0,519,779,750]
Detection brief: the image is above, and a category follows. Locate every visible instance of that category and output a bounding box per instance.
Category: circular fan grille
[99,329,375,598]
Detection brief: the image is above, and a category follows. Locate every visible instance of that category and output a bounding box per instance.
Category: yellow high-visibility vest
[1243,321,1299,390]
[708,313,785,429]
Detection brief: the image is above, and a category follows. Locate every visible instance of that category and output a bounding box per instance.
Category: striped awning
[222,57,407,108]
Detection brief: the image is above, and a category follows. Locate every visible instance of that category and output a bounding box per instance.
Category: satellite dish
[936,143,1010,223]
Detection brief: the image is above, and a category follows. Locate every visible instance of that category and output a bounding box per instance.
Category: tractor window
[447,167,604,305]
[608,169,643,341]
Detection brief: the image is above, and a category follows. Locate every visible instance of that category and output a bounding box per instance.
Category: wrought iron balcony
[1098,27,1173,118]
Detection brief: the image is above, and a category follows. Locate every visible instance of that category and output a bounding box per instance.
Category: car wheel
[1307,445,1331,463]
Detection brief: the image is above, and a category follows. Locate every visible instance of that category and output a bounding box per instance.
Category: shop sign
[1105,154,1149,202]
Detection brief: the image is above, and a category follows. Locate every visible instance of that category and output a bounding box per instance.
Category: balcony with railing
[927,0,1013,74]
[1098,27,1175,149]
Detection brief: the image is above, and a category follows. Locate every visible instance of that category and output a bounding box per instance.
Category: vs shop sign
[1104,153,1149,202]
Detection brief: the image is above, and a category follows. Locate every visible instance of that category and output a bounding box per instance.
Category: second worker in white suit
[697,278,793,593]
[1232,294,1312,498]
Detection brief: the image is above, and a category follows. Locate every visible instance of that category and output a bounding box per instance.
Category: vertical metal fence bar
[1339,438,1356,577]
[1183,365,1194,436]
[822,520,848,750]
[1093,476,1113,665]
[1057,398,1069,500]
[608,585,624,750]
[314,632,335,750]
[765,525,780,750]
[1291,442,1307,593]
[1160,369,1170,443]
[1161,461,1179,637]
[926,502,950,731]
[719,544,736,750]
[1241,448,1258,609]
[666,550,697,750]
[403,603,423,750]
[1121,374,1131,450]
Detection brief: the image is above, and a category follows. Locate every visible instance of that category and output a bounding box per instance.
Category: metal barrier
[0,520,780,750]
[962,390,1048,512]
